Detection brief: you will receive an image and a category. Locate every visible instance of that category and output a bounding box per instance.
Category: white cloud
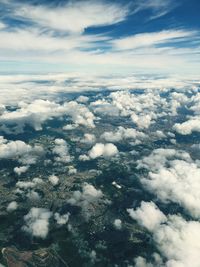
[68,166,77,175]
[16,177,43,190]
[52,139,72,163]
[7,201,18,212]
[80,133,96,145]
[22,207,52,239]
[173,92,200,135]
[0,98,95,133]
[0,99,62,133]
[0,22,6,30]
[133,0,177,20]
[127,201,167,232]
[76,96,89,103]
[112,30,194,51]
[54,212,70,225]
[14,166,29,175]
[67,183,104,218]
[101,126,146,143]
[0,0,199,75]
[0,136,43,165]
[88,143,118,159]
[137,149,200,218]
[109,90,163,129]
[68,183,103,205]
[130,202,200,267]
[134,256,154,267]
[26,190,40,201]
[173,117,200,135]
[79,154,90,161]
[48,175,59,186]
[114,219,122,230]
[0,74,197,108]
[14,1,128,33]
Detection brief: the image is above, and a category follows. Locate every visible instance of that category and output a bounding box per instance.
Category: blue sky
[0,0,199,75]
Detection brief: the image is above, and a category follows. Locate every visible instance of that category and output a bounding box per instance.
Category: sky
[0,0,199,75]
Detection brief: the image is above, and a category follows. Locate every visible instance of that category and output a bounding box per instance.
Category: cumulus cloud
[0,136,43,165]
[26,190,40,201]
[68,166,77,175]
[54,212,70,225]
[7,201,18,212]
[0,74,197,108]
[88,143,118,159]
[0,99,95,133]
[80,133,96,145]
[52,139,72,163]
[14,166,29,175]
[173,117,200,135]
[16,177,43,190]
[101,126,146,143]
[137,149,200,218]
[62,101,95,128]
[68,183,104,219]
[130,202,200,267]
[109,91,162,129]
[77,95,89,103]
[91,99,120,117]
[68,183,103,205]
[173,92,200,135]
[79,154,90,161]
[22,207,52,239]
[48,175,59,186]
[114,219,122,230]
[127,201,167,232]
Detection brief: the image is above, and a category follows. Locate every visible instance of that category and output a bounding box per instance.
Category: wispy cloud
[9,0,129,33]
[132,0,178,19]
[111,30,196,50]
[0,0,199,75]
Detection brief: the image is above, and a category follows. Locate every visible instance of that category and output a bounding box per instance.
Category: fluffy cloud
[91,99,120,117]
[130,202,200,267]
[173,117,200,135]
[68,183,104,218]
[101,126,146,143]
[52,139,72,163]
[54,212,70,225]
[0,136,43,165]
[88,143,118,159]
[14,166,29,175]
[68,183,103,205]
[26,190,40,201]
[22,207,52,239]
[62,101,95,128]
[0,99,95,133]
[0,74,197,108]
[113,219,122,230]
[80,133,96,145]
[68,166,77,175]
[48,175,59,186]
[109,91,163,129]
[7,201,18,212]
[173,92,200,135]
[127,201,167,232]
[137,149,200,218]
[77,96,89,103]
[16,177,43,190]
